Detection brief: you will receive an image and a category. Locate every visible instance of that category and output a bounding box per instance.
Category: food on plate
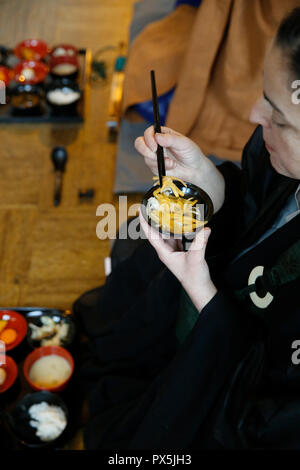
[19,67,35,81]
[0,367,7,386]
[46,87,80,106]
[28,354,72,389]
[51,63,77,76]
[20,47,35,60]
[11,93,40,109]
[0,319,8,334]
[146,176,204,234]
[13,60,49,85]
[0,67,11,86]
[28,315,70,346]
[28,401,67,442]
[15,40,49,61]
[0,328,17,345]
[52,47,76,57]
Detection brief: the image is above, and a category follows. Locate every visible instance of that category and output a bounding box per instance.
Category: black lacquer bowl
[6,391,69,448]
[46,78,81,114]
[10,83,44,115]
[26,310,76,350]
[141,179,214,239]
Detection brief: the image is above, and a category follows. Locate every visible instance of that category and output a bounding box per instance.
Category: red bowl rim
[50,55,79,68]
[0,310,28,351]
[23,345,74,392]
[0,355,18,393]
[50,44,78,57]
[14,39,50,60]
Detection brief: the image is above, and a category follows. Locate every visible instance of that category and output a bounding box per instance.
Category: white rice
[28,401,67,442]
[47,88,80,105]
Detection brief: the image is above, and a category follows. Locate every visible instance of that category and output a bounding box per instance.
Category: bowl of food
[0,310,28,351]
[0,356,18,394]
[10,83,44,113]
[6,391,68,448]
[46,78,81,111]
[49,55,79,78]
[14,39,49,61]
[0,65,12,86]
[13,59,49,85]
[26,310,76,349]
[141,176,214,238]
[23,345,74,392]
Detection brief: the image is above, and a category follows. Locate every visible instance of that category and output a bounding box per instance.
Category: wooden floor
[0,0,138,310]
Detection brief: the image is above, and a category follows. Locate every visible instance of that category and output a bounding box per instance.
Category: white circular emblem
[248,265,274,309]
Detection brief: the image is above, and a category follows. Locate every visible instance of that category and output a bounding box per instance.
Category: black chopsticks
[151,70,166,187]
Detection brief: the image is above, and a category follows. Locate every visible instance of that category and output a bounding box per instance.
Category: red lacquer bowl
[23,345,74,392]
[14,39,49,61]
[13,60,49,84]
[0,355,18,393]
[0,66,12,86]
[50,55,79,76]
[0,310,28,351]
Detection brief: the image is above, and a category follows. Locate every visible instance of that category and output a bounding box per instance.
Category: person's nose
[249,96,271,128]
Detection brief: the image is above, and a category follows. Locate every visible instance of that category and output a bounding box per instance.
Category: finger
[160,126,183,137]
[143,126,183,152]
[139,209,174,257]
[144,125,157,152]
[155,132,193,153]
[144,156,158,174]
[144,156,176,173]
[188,227,211,253]
[134,136,156,160]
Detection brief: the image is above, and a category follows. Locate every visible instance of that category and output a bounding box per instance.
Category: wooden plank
[18,209,110,309]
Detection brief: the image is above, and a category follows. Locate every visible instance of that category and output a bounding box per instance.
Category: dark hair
[275,7,300,80]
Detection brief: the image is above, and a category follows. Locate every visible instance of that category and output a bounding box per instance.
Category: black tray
[0,306,64,315]
[0,306,82,450]
[0,48,91,124]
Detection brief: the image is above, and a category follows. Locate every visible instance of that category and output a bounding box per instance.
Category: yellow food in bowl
[0,328,17,345]
[0,320,8,334]
[146,176,205,234]
[0,367,7,386]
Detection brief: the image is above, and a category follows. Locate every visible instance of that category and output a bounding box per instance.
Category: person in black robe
[73,8,300,450]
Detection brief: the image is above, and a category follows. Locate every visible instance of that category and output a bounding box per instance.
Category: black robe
[73,125,300,450]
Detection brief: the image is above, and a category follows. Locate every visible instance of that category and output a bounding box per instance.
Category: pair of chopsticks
[151,70,166,187]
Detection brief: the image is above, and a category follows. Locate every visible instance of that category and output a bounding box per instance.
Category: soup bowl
[23,345,74,392]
